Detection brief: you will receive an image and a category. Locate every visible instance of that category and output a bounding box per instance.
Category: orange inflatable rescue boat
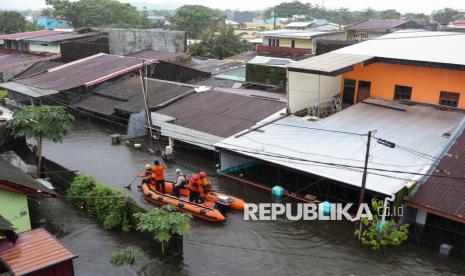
[141,182,225,222]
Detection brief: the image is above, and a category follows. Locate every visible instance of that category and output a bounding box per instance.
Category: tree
[355,198,409,250]
[379,9,401,20]
[134,205,191,254]
[189,26,254,59]
[0,11,42,34]
[9,105,74,173]
[264,1,312,18]
[432,8,459,25]
[171,5,226,39]
[359,8,377,20]
[110,247,139,266]
[45,0,152,28]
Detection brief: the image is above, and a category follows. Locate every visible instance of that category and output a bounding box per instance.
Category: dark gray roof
[23,32,103,43]
[157,91,286,137]
[346,19,416,31]
[75,77,193,115]
[14,61,63,79]
[0,158,55,195]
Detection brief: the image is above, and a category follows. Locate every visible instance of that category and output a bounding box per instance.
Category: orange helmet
[191,174,199,181]
[199,171,207,178]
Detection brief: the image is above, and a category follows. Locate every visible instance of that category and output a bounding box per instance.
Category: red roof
[16,53,158,91]
[0,228,76,275]
[0,49,60,73]
[0,30,66,41]
[408,129,465,224]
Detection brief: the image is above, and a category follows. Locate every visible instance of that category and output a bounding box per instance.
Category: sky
[1,0,464,14]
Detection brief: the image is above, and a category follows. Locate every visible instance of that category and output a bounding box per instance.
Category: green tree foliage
[264,1,312,18]
[171,5,226,39]
[0,89,7,106]
[404,13,431,25]
[189,26,254,59]
[432,8,459,25]
[67,174,131,231]
[379,9,401,20]
[356,198,409,250]
[8,105,74,172]
[45,0,152,28]
[134,205,191,254]
[110,247,139,266]
[0,11,42,34]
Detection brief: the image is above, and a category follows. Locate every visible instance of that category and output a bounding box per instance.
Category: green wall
[0,189,31,233]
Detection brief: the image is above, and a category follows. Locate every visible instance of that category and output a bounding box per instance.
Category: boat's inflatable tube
[141,182,225,222]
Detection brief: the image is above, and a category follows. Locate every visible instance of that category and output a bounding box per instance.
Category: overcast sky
[3,0,465,14]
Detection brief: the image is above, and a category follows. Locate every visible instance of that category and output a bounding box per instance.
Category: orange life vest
[151,164,165,181]
[188,175,201,192]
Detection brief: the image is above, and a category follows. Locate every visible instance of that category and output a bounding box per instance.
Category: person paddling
[151,160,167,193]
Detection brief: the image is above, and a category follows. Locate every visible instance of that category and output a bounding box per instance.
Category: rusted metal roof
[14,61,63,79]
[125,50,185,62]
[0,158,56,195]
[409,130,465,224]
[22,32,102,43]
[157,90,286,138]
[16,53,157,91]
[0,49,60,73]
[0,227,76,276]
[0,30,66,41]
[345,19,408,31]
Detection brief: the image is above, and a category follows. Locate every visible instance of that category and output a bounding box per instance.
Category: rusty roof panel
[157,91,286,137]
[0,30,66,41]
[23,32,102,43]
[16,54,156,91]
[0,228,76,276]
[410,130,465,222]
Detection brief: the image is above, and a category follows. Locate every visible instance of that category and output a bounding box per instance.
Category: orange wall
[341,62,465,108]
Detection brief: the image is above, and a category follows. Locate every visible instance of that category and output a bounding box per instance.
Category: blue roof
[35,18,71,30]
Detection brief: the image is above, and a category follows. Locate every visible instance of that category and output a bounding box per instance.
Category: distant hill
[129,1,182,10]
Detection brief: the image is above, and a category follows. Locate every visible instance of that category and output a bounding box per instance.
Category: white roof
[257,29,342,39]
[0,81,58,98]
[285,22,312,27]
[216,99,465,195]
[248,56,294,67]
[334,30,465,67]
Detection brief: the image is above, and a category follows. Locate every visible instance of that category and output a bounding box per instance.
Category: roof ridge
[47,53,107,72]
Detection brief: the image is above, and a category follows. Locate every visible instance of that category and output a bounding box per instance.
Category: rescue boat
[140,182,226,222]
[162,182,245,211]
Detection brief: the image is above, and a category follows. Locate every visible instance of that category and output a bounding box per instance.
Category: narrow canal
[41,121,465,276]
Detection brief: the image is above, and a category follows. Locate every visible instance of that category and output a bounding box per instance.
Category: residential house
[345,19,424,40]
[0,227,77,276]
[256,30,345,56]
[0,53,157,107]
[285,20,340,31]
[0,158,56,233]
[245,56,294,92]
[445,19,465,32]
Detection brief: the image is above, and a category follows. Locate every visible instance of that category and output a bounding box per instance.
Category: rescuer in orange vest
[151,160,167,193]
[188,174,202,203]
[198,171,212,202]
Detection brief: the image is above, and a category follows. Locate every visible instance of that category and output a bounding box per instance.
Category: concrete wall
[105,29,186,55]
[288,71,341,113]
[0,189,31,233]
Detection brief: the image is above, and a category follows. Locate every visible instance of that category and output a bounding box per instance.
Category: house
[286,30,465,114]
[245,56,294,92]
[445,19,465,32]
[0,227,77,276]
[256,30,345,55]
[0,30,64,52]
[345,19,424,40]
[0,53,157,107]
[0,49,60,82]
[151,89,286,150]
[0,158,56,233]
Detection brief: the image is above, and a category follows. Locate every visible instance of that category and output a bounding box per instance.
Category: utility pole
[139,64,154,140]
[357,130,371,240]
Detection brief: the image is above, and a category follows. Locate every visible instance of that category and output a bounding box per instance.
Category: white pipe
[381,194,396,223]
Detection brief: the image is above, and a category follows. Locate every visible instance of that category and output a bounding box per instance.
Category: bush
[67,174,130,232]
[0,89,7,106]
[356,198,409,250]
[110,247,139,266]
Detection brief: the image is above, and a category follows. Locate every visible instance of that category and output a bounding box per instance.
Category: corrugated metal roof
[0,50,59,73]
[0,81,58,98]
[333,31,465,67]
[22,32,102,43]
[216,98,465,195]
[345,19,407,31]
[285,22,313,27]
[409,129,465,222]
[125,50,185,62]
[0,158,56,195]
[13,61,63,79]
[287,52,374,75]
[157,90,286,138]
[0,30,66,41]
[0,228,76,276]
[248,56,294,66]
[16,54,157,91]
[74,77,193,115]
[257,29,343,39]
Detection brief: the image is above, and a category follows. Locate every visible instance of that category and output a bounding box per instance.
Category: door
[342,79,356,108]
[357,81,371,102]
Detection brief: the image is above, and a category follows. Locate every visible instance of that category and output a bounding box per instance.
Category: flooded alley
[40,121,465,276]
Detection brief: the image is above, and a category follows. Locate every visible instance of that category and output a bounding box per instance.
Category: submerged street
[40,121,465,276]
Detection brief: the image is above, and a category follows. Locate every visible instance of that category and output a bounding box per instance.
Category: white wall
[29,43,60,53]
[288,71,341,113]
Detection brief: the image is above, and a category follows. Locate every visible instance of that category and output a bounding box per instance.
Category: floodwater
[41,121,465,276]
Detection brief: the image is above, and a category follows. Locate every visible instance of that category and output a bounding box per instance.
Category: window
[268,38,272,46]
[439,91,460,107]
[276,39,279,47]
[394,85,412,100]
[291,40,295,48]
